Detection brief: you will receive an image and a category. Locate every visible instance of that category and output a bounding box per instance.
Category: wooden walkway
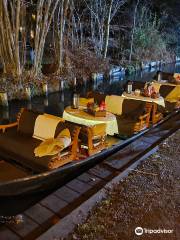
[0,111,179,240]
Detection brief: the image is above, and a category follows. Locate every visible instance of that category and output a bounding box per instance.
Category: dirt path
[66,130,180,240]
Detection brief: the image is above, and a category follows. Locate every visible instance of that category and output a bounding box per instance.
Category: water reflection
[0,62,180,123]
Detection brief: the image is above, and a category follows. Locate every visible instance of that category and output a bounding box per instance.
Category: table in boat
[122,92,165,107]
[63,106,118,136]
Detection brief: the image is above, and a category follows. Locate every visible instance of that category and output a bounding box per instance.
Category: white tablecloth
[122,92,165,107]
[63,107,118,136]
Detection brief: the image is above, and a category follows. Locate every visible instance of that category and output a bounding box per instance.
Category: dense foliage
[0,0,179,93]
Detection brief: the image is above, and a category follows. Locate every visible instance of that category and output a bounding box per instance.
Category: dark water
[0,62,180,124]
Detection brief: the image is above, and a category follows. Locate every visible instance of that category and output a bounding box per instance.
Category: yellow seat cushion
[34,128,71,157]
[57,128,71,138]
[165,86,180,102]
[105,95,124,115]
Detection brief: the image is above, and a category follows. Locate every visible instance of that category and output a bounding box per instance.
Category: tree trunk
[129,0,140,63]
[58,0,69,70]
[0,0,23,77]
[103,0,113,59]
[33,0,60,76]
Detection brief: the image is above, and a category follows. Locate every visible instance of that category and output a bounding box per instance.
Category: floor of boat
[0,135,122,182]
[0,161,29,182]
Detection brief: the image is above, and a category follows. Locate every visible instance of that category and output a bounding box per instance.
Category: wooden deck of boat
[0,111,179,240]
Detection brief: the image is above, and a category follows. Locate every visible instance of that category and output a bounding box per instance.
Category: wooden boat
[0,80,180,216]
[0,108,179,216]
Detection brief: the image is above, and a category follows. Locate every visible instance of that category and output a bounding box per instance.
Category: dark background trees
[0,0,179,84]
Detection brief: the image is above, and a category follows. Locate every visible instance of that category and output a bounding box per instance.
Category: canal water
[0,62,180,124]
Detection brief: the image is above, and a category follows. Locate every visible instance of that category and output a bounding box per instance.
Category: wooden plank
[40,195,68,213]
[54,186,80,203]
[0,226,21,240]
[55,174,108,219]
[77,172,103,186]
[141,135,162,144]
[104,144,134,168]
[25,203,55,224]
[104,141,150,170]
[8,214,39,238]
[88,165,112,179]
[0,161,28,182]
[22,215,60,240]
[66,179,92,194]
[36,188,106,240]
[142,128,171,144]
[143,134,162,142]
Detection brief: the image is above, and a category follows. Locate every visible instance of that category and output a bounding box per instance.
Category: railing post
[60,79,64,91]
[25,87,31,101]
[44,97,49,106]
[0,91,8,107]
[42,83,48,97]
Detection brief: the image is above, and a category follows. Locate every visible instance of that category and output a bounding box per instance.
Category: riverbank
[0,49,110,101]
[0,60,179,103]
[66,130,180,240]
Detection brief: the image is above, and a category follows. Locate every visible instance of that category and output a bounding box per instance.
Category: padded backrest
[87,91,106,105]
[154,71,174,81]
[33,114,64,140]
[105,95,124,115]
[18,109,39,136]
[132,81,145,91]
[161,72,174,81]
[124,81,145,91]
[159,85,176,98]
[122,99,146,118]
